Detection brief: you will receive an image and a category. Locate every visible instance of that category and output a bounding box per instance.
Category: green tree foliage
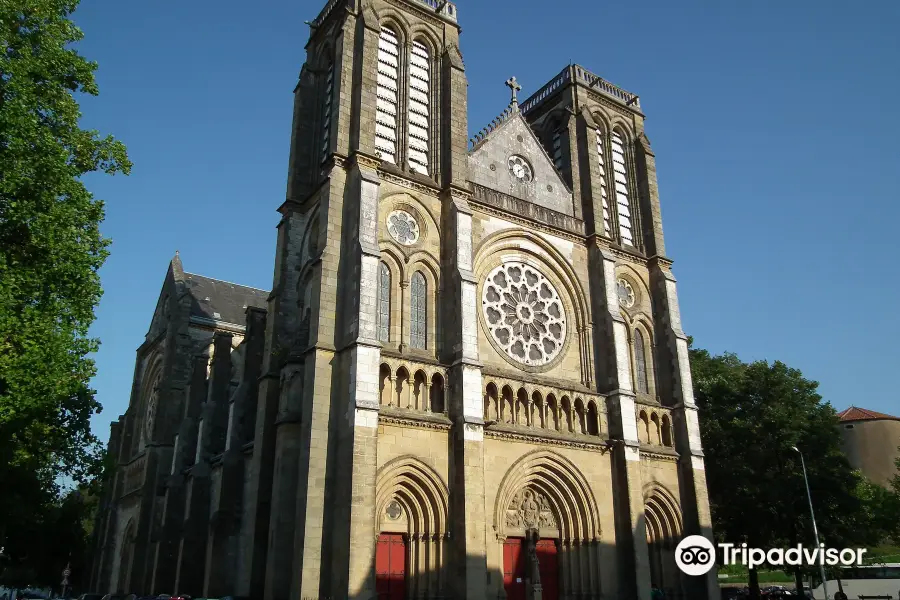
[0,484,100,591]
[893,448,900,496]
[690,343,900,598]
[0,0,130,574]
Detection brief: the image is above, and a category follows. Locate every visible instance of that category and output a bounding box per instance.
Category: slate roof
[837,406,900,422]
[183,272,269,327]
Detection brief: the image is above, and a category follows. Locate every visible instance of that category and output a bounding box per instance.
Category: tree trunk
[749,568,760,600]
[794,568,805,596]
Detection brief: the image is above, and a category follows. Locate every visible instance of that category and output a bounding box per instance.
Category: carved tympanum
[506,488,557,530]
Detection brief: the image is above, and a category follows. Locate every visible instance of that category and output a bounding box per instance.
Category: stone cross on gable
[506,76,522,105]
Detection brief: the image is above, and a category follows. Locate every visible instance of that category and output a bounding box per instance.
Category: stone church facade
[89,1,719,599]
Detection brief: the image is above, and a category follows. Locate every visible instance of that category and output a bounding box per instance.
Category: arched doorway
[375,458,449,599]
[495,451,603,600]
[644,487,684,599]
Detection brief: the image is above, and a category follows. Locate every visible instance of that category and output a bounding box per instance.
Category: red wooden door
[536,539,559,600]
[503,537,526,600]
[376,533,406,600]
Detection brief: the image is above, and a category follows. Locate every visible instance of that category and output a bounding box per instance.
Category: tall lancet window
[410,271,427,349]
[596,129,612,237]
[611,131,634,246]
[378,262,391,342]
[634,329,650,394]
[375,27,399,164]
[552,128,564,171]
[321,63,334,163]
[407,40,430,175]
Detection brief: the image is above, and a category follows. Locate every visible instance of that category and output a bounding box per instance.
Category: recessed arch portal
[375,457,449,598]
[644,485,684,598]
[494,450,604,598]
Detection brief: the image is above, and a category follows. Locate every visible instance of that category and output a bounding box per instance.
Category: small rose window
[616,278,635,308]
[386,210,420,245]
[508,155,533,183]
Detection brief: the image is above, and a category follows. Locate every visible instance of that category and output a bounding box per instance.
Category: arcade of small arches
[378,361,447,414]
[483,381,607,439]
[637,408,675,448]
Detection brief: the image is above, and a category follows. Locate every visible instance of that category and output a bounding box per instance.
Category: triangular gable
[468,110,574,217]
[146,253,186,340]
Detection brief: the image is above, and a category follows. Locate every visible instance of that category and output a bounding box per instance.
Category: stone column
[245,201,310,600]
[205,310,267,597]
[589,246,652,600]
[94,418,125,592]
[650,260,718,600]
[153,353,208,595]
[176,333,231,596]
[327,159,383,600]
[444,191,487,600]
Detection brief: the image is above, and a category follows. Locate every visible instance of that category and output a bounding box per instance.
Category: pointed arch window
[321,62,334,164]
[408,40,431,175]
[410,271,427,349]
[611,131,634,246]
[378,262,391,342]
[596,129,612,237]
[375,27,399,164]
[634,328,650,394]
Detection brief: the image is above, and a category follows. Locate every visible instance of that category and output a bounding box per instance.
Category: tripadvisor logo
[674,535,868,576]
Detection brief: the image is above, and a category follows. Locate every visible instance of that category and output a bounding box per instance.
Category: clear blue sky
[74,0,900,442]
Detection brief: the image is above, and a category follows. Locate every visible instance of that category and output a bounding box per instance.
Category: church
[88,0,719,598]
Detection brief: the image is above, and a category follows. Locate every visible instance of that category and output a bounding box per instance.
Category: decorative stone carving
[506,488,556,529]
[386,210,420,245]
[482,262,567,367]
[386,499,402,520]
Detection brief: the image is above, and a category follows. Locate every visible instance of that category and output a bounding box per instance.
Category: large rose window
[482,262,567,367]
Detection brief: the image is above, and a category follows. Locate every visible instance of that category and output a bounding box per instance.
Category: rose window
[144,384,159,441]
[387,210,420,246]
[482,262,567,367]
[616,278,635,308]
[508,155,533,183]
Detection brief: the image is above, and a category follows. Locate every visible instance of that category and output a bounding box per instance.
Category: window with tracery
[378,262,391,342]
[375,27,399,164]
[408,40,430,175]
[634,328,650,394]
[611,131,634,246]
[481,261,567,367]
[410,272,427,349]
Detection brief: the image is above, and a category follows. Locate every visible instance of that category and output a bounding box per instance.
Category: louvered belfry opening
[596,129,612,237]
[551,128,564,171]
[321,63,334,164]
[407,40,430,175]
[376,27,399,164]
[610,131,634,246]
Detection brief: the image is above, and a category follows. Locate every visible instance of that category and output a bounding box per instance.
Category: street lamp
[793,445,829,600]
